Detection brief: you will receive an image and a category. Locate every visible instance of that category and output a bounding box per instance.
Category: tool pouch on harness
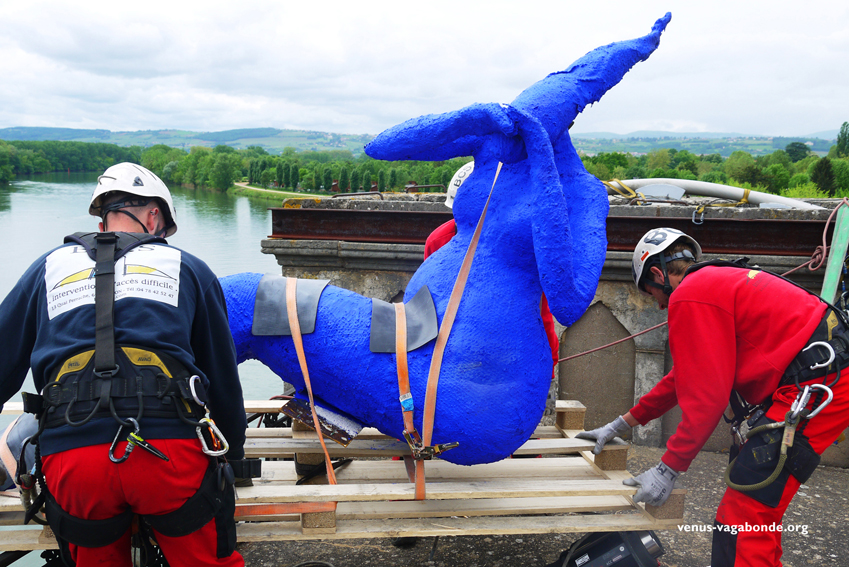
[727,413,820,508]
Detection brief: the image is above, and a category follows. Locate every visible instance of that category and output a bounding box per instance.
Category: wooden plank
[235,513,681,542]
[244,436,611,459]
[0,402,23,415]
[246,424,566,440]
[0,527,55,551]
[237,478,636,503]
[335,495,633,520]
[251,456,597,484]
[0,511,26,525]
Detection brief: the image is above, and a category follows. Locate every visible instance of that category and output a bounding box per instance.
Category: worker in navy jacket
[0,163,246,567]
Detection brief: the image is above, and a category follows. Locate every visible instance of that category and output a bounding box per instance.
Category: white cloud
[1,1,847,138]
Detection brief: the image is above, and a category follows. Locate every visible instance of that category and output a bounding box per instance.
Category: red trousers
[713,373,849,567]
[42,437,243,567]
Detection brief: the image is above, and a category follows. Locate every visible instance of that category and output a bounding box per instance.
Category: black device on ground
[545,531,665,567]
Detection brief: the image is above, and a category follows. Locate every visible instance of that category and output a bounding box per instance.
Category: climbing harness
[721,281,845,499]
[16,231,253,564]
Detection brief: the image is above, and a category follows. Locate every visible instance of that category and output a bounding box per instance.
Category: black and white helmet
[89,163,177,237]
[632,228,701,294]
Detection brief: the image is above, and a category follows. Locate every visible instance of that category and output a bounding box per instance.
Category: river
[0,172,291,434]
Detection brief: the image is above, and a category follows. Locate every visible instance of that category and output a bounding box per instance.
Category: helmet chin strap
[644,249,697,297]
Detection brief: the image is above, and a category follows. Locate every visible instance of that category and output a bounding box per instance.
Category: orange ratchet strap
[396,162,503,500]
[286,277,337,485]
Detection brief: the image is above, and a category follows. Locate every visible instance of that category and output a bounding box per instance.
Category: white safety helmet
[632,227,702,294]
[89,163,178,237]
[443,161,474,209]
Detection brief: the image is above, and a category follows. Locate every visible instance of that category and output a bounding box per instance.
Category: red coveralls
[43,439,242,567]
[425,220,560,372]
[628,266,849,567]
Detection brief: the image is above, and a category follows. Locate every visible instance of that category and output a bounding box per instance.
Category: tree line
[2,122,848,198]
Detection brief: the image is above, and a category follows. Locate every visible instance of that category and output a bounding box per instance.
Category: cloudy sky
[0,1,846,138]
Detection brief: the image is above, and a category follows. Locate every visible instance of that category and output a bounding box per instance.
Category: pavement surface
[237,446,849,567]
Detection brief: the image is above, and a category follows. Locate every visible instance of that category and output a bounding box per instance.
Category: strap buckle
[402,429,458,460]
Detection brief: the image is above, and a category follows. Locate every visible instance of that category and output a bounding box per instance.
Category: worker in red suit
[426,162,560,375]
[578,227,849,567]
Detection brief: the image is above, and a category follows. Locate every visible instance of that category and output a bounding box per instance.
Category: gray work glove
[623,462,680,507]
[575,416,632,455]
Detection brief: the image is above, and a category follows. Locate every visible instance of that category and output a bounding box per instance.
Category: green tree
[831,159,849,194]
[276,162,284,187]
[789,173,810,188]
[291,166,299,189]
[763,163,790,193]
[388,168,398,190]
[785,142,810,162]
[837,122,849,158]
[210,153,238,190]
[323,167,333,192]
[282,163,291,188]
[377,169,386,192]
[350,168,361,191]
[700,171,728,184]
[810,157,836,196]
[339,166,350,193]
[362,171,372,191]
[646,149,671,170]
[724,151,756,181]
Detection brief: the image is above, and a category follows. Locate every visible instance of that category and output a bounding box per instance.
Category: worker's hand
[575,416,631,455]
[623,462,680,507]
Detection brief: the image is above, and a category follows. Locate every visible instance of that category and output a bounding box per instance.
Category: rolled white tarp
[605,178,825,211]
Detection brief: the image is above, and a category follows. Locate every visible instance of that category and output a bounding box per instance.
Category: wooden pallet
[0,400,685,551]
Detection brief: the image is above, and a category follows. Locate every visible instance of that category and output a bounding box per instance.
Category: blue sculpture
[221,14,671,465]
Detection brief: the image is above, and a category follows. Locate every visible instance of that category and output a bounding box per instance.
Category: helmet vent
[133,176,144,186]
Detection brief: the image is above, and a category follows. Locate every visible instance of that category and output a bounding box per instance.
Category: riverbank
[228,181,325,203]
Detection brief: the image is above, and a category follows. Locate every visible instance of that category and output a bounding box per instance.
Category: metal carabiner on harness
[196,417,229,457]
[188,375,206,407]
[109,418,140,463]
[804,383,834,419]
[802,341,835,370]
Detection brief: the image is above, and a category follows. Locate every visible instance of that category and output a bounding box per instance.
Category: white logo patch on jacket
[45,245,181,319]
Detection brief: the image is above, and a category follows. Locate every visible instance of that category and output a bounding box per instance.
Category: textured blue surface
[221,14,671,465]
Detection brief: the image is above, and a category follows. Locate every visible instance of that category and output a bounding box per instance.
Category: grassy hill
[0,127,373,155]
[0,126,838,158]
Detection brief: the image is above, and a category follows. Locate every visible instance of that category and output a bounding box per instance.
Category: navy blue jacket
[0,235,246,459]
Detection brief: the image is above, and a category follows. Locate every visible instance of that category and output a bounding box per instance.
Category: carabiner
[188,375,205,407]
[789,386,812,422]
[109,418,140,464]
[805,384,834,419]
[802,341,835,370]
[196,417,229,457]
[692,209,705,225]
